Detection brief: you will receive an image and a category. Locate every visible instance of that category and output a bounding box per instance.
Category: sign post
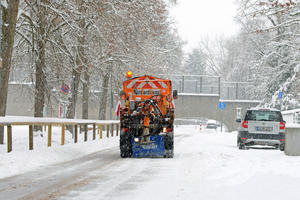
[278,91,283,110]
[219,102,226,132]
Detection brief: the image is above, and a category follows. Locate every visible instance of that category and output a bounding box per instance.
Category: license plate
[256,126,273,132]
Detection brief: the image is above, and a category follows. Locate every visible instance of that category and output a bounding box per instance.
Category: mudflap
[132,136,165,158]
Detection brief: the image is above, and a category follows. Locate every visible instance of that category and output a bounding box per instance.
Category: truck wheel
[164,133,174,158]
[120,130,132,158]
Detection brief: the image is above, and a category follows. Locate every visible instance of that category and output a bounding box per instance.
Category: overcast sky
[169,0,240,52]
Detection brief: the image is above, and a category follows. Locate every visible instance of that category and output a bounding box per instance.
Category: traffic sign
[61,83,70,95]
[278,91,283,99]
[219,102,226,110]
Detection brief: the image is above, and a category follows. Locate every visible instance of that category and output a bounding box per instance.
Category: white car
[206,120,217,129]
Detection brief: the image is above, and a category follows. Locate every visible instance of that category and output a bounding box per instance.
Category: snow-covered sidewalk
[0,126,119,179]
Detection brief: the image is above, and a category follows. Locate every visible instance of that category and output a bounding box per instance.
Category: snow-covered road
[1,126,300,200]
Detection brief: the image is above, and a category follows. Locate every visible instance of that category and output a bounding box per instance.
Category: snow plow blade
[132,136,165,158]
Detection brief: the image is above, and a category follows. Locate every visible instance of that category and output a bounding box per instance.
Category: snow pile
[0,126,119,179]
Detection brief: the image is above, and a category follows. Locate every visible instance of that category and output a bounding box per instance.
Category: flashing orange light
[127,71,133,79]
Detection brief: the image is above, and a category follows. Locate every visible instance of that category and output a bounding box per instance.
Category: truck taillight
[280,121,285,130]
[242,120,248,128]
[122,128,129,132]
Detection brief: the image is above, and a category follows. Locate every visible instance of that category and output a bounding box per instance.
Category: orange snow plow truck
[119,71,177,158]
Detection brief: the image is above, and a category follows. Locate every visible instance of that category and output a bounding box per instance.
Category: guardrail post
[99,125,103,139]
[111,124,114,137]
[93,124,96,140]
[7,125,12,153]
[48,125,52,147]
[107,124,110,138]
[29,125,33,150]
[116,124,119,136]
[61,124,65,145]
[84,124,88,141]
[74,125,78,143]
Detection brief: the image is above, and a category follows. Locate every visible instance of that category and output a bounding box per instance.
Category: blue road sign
[278,91,283,99]
[219,102,226,110]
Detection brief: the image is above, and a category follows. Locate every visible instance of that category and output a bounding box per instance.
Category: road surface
[1,126,300,200]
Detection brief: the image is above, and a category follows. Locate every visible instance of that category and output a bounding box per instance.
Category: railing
[158,74,257,100]
[282,109,300,124]
[0,116,120,153]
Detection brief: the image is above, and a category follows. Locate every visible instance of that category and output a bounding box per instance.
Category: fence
[158,74,257,100]
[0,116,120,153]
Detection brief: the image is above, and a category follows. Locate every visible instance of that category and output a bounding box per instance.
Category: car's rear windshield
[244,110,283,122]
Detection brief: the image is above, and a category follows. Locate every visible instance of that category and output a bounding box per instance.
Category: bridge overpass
[157,74,261,132]
[175,93,261,132]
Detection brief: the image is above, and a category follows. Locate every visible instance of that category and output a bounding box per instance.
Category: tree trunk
[34,1,47,131]
[66,70,81,119]
[98,73,109,120]
[82,69,89,119]
[0,0,19,144]
[66,0,88,120]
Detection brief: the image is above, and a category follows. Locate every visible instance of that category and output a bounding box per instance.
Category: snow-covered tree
[0,0,20,143]
[235,0,300,108]
[9,0,183,121]
[184,48,206,74]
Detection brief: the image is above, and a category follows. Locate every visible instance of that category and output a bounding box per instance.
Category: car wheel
[237,138,246,150]
[280,144,285,151]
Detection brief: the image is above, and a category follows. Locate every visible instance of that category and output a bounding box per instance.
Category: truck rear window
[245,110,283,122]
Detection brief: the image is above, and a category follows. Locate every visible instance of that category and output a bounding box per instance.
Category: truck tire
[164,133,174,158]
[120,130,132,158]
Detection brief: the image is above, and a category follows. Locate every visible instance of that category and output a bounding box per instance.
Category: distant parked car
[206,120,217,129]
[236,108,285,150]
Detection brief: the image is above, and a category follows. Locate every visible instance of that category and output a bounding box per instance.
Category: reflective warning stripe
[137,81,147,88]
[137,78,159,89]
[126,77,168,89]
[148,81,158,89]
[159,81,168,88]
[127,79,138,88]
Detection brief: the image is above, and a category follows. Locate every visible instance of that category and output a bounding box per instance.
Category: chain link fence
[159,74,257,100]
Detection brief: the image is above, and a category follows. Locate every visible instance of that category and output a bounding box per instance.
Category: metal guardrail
[0,116,120,153]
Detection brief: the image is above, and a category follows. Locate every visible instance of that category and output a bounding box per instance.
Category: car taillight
[242,120,248,128]
[280,121,285,130]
